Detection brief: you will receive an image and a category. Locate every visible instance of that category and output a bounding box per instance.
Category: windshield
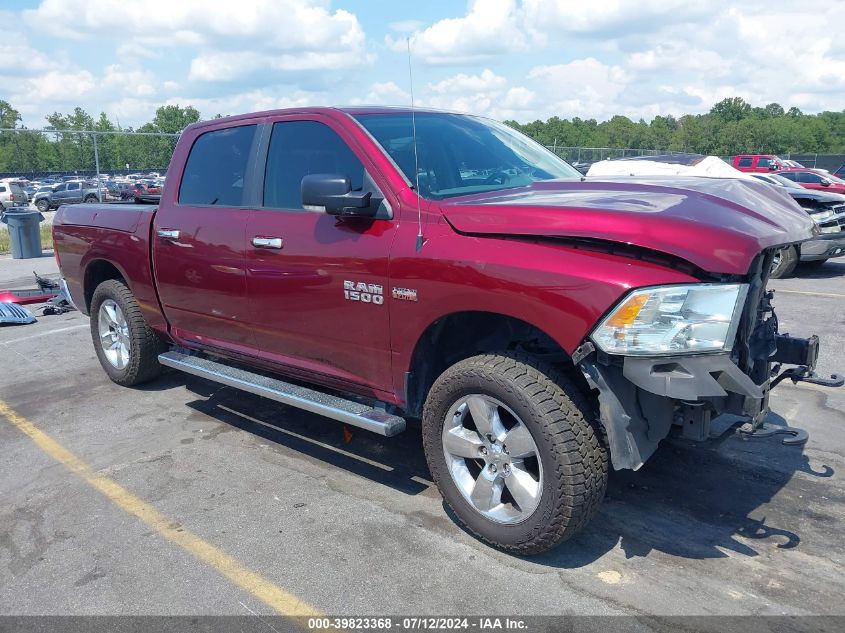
[353,112,581,199]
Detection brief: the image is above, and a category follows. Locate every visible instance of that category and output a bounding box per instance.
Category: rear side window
[263,120,364,210]
[179,125,257,206]
[67,182,80,190]
[0,186,6,192]
[797,172,822,184]
[737,157,753,167]
[779,172,797,181]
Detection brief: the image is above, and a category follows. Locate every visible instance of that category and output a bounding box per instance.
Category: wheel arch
[403,310,586,418]
[83,259,127,313]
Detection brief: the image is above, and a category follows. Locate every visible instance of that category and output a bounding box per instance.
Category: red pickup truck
[52,107,842,554]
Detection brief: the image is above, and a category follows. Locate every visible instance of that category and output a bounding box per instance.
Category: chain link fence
[2,130,842,180]
[545,146,684,164]
[545,145,845,173]
[0,128,180,182]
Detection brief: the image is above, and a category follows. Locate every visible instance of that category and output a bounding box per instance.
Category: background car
[35,180,101,211]
[0,181,28,210]
[732,154,785,172]
[750,172,845,274]
[774,169,845,194]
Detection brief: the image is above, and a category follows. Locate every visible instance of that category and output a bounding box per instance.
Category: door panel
[244,118,397,392]
[245,210,396,390]
[152,123,258,351]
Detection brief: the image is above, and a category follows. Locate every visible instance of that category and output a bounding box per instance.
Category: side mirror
[301,174,374,217]
[819,178,831,186]
[768,163,778,171]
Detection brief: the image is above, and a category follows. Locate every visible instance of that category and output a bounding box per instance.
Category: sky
[2,0,844,128]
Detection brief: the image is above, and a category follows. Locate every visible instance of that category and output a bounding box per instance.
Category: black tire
[36,199,49,212]
[770,246,798,279]
[422,353,608,555]
[84,194,98,203]
[89,279,166,386]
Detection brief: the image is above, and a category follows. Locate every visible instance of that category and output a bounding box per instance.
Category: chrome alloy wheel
[98,299,130,369]
[442,394,543,524]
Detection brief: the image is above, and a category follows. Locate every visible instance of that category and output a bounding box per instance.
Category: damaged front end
[576,249,843,471]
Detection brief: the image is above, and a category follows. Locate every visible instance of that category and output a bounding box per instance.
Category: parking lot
[1,253,844,619]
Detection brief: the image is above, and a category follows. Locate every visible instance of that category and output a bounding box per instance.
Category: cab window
[263,120,366,210]
[179,125,257,206]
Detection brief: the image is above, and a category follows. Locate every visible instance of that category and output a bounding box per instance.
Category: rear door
[735,156,753,172]
[64,182,83,203]
[152,123,260,353]
[242,117,398,393]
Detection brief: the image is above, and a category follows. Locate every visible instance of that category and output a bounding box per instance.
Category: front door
[244,118,398,394]
[152,123,259,353]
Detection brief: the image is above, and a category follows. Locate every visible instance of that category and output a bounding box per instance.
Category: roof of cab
[183,105,462,133]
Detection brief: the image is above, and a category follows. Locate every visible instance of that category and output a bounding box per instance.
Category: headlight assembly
[805,209,840,234]
[591,283,749,356]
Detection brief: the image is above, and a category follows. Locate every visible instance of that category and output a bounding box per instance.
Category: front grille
[0,302,36,324]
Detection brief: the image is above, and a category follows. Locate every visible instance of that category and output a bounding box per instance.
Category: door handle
[252,236,283,249]
[157,229,180,240]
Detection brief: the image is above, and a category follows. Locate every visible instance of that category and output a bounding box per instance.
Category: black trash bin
[1,209,45,259]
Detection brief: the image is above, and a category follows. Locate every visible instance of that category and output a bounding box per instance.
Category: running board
[158,351,406,437]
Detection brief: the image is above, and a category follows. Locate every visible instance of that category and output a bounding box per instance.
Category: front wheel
[770,246,798,279]
[422,353,608,555]
[89,279,166,386]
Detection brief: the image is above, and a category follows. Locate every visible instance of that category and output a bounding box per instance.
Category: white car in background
[0,181,28,211]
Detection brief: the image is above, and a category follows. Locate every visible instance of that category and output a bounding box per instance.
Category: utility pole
[92,132,102,202]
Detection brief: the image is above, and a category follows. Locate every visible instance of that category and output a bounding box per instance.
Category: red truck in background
[732,154,786,172]
[52,107,842,554]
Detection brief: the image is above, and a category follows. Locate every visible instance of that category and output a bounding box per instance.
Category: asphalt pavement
[1,253,843,619]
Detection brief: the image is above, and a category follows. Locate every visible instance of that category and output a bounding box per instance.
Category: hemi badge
[392,287,418,302]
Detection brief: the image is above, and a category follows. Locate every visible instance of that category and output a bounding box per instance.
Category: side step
[158,351,406,437]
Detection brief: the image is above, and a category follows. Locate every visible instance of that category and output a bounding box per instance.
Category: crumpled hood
[440,177,816,274]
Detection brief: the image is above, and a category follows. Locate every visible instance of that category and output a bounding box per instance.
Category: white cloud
[0,35,61,76]
[24,0,370,79]
[387,0,527,65]
[349,82,411,106]
[6,0,845,129]
[388,20,423,34]
[415,69,535,121]
[527,59,630,119]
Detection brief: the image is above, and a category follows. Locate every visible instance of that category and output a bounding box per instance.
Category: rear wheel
[36,199,49,212]
[90,279,165,386]
[770,246,798,278]
[422,353,608,555]
[84,194,98,203]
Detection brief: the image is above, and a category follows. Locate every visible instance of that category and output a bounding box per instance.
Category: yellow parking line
[0,399,321,617]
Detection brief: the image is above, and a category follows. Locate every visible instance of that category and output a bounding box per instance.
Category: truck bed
[53,201,165,333]
[56,201,158,233]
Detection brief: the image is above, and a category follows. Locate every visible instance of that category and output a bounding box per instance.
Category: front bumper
[579,332,840,471]
[800,234,845,261]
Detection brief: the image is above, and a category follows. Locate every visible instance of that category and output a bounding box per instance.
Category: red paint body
[732,154,785,173]
[52,107,815,409]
